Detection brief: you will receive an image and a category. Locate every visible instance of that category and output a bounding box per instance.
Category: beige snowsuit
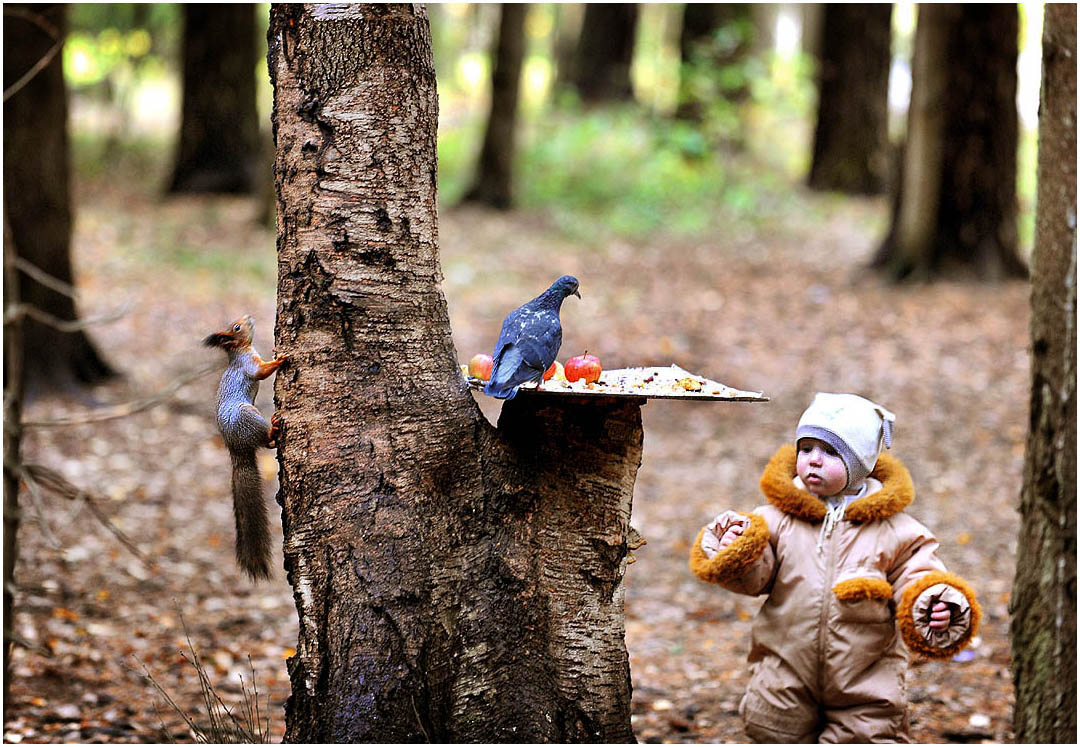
[690,446,980,743]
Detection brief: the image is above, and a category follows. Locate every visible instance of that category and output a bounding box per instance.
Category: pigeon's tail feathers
[484,346,536,399]
[483,378,519,400]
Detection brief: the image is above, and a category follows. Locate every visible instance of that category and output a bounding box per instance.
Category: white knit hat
[796,393,896,490]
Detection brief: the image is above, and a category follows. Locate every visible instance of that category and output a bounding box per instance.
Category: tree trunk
[3,3,115,397]
[168,4,261,194]
[1011,4,1077,742]
[569,4,639,103]
[3,211,24,717]
[268,5,641,741]
[874,4,1026,280]
[807,4,892,195]
[462,3,528,209]
[553,4,584,93]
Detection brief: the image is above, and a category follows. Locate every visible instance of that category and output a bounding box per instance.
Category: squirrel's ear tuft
[204,333,230,348]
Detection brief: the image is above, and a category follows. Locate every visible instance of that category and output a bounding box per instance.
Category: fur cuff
[833,577,893,602]
[689,512,769,585]
[897,571,981,658]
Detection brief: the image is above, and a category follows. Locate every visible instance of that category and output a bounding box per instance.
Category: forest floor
[4,164,1028,743]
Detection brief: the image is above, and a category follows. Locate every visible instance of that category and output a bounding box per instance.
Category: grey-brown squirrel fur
[204,315,287,580]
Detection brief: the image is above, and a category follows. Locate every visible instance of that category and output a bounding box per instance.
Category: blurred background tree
[874,4,1027,280]
[168,4,261,194]
[462,3,529,208]
[4,3,116,396]
[806,4,892,194]
[568,3,639,103]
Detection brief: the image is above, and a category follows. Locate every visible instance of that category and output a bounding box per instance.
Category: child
[690,393,979,743]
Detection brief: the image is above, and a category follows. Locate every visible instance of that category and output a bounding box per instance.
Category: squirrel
[204,315,288,580]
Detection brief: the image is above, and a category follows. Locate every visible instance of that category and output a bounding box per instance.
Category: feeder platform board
[464,364,768,403]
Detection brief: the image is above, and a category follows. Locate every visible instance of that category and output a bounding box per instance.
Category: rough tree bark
[1011,4,1077,742]
[269,5,641,741]
[168,4,261,194]
[462,3,528,209]
[569,3,639,103]
[3,3,115,396]
[874,4,1026,280]
[807,4,892,195]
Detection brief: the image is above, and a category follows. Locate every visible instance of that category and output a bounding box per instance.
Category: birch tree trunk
[1011,4,1077,741]
[268,5,640,741]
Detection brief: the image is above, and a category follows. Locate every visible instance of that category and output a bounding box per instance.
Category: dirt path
[5,182,1026,742]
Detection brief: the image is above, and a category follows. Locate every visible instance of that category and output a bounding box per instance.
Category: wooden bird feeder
[466,363,768,403]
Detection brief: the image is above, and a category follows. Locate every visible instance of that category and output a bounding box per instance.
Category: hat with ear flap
[796,393,896,490]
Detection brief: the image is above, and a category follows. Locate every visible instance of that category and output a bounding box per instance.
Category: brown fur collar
[758,445,914,522]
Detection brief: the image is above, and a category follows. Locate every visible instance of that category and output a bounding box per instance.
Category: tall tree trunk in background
[463,3,528,209]
[168,4,260,194]
[3,212,24,716]
[807,4,892,194]
[553,4,584,93]
[676,4,754,123]
[269,5,641,741]
[570,3,638,103]
[3,3,115,397]
[1011,4,1076,742]
[874,4,1026,280]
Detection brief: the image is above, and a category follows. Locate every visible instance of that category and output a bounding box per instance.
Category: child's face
[796,438,849,497]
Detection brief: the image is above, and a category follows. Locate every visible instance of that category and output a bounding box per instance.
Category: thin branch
[18,463,61,549]
[22,361,218,428]
[4,300,131,334]
[2,7,61,38]
[3,39,63,103]
[2,7,63,103]
[3,628,52,658]
[14,256,79,299]
[19,463,155,568]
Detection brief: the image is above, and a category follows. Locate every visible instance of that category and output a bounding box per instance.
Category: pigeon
[483,275,581,400]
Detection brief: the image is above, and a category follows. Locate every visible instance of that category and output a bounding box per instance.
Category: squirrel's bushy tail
[230,450,272,580]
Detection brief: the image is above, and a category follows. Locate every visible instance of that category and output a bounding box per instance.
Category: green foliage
[444,104,814,242]
[65,4,179,89]
[437,41,820,244]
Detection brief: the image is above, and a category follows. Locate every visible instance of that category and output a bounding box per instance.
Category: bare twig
[22,361,218,428]
[4,300,131,334]
[136,617,271,743]
[17,463,61,550]
[2,8,62,102]
[19,463,154,568]
[3,38,62,102]
[3,626,52,657]
[13,257,79,299]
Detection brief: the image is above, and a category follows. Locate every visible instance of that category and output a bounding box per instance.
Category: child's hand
[928,601,952,631]
[718,523,744,550]
[700,511,749,558]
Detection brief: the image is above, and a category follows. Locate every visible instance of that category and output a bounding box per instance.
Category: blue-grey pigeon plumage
[483,275,581,400]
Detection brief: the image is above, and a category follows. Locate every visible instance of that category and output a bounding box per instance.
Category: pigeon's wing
[484,307,563,399]
[513,308,563,370]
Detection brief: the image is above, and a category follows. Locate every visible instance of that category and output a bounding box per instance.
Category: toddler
[690,393,979,743]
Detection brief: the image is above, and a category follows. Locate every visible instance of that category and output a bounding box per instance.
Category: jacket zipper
[817,520,837,696]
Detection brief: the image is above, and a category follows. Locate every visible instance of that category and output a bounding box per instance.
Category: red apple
[542,360,564,381]
[565,352,602,384]
[468,353,494,381]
